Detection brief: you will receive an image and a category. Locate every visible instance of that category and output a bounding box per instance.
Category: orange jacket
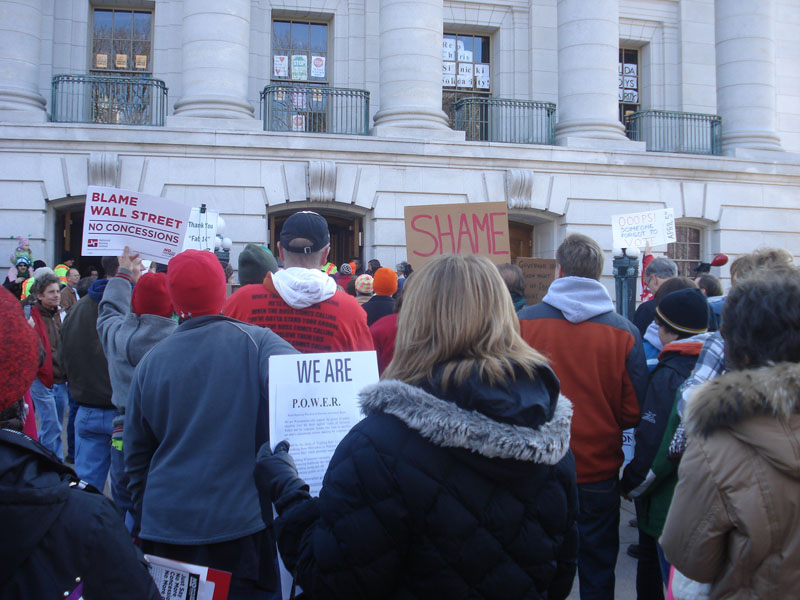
[519,301,646,483]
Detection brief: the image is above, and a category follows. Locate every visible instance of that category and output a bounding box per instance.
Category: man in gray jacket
[97,246,176,529]
[125,249,297,598]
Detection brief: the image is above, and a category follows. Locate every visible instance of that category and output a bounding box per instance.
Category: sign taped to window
[442,38,455,61]
[273,55,288,78]
[310,56,326,78]
[96,54,108,68]
[115,54,128,69]
[475,64,490,89]
[291,55,307,80]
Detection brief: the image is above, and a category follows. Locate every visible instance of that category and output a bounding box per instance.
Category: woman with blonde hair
[256,253,578,599]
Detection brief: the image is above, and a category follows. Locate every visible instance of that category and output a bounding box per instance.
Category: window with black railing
[624,110,721,155]
[442,33,491,136]
[261,84,369,135]
[269,19,329,133]
[65,7,161,125]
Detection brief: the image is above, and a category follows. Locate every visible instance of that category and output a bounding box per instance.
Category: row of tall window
[86,9,698,265]
[89,10,639,122]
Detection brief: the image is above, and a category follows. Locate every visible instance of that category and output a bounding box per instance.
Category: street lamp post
[613,247,639,320]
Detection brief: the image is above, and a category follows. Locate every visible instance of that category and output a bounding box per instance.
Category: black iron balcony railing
[625,110,721,155]
[261,84,369,135]
[454,97,556,144]
[51,74,168,126]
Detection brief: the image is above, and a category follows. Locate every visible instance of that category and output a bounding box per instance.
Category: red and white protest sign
[82,186,191,263]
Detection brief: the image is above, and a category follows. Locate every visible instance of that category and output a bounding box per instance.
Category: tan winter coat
[660,362,800,599]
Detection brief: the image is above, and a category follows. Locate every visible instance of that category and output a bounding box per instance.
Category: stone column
[555,0,627,144]
[715,0,782,153]
[0,0,47,120]
[371,0,461,139]
[173,0,254,120]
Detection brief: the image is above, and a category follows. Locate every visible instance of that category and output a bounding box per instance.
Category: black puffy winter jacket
[273,364,579,599]
[0,428,160,600]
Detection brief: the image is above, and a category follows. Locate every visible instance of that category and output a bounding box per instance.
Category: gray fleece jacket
[96,270,177,430]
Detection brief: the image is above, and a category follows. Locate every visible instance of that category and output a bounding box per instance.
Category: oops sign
[611,208,676,250]
[403,202,510,269]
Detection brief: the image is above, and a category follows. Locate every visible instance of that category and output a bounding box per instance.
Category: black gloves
[254,440,312,517]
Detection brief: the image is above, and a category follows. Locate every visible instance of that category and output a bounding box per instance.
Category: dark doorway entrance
[54,202,103,278]
[269,211,363,268]
[509,221,533,263]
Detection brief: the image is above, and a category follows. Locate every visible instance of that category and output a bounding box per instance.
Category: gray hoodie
[96,270,177,429]
[542,276,615,323]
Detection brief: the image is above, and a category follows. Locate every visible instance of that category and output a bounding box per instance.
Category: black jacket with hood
[272,364,578,599]
[0,428,160,600]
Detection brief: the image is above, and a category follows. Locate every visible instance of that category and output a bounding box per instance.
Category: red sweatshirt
[223,274,374,353]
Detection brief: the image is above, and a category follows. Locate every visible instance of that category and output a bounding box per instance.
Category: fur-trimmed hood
[685,362,800,480]
[359,379,573,465]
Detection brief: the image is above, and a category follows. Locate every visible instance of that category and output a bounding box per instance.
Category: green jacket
[638,398,681,538]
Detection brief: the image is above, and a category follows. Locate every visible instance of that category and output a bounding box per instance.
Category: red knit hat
[372,267,398,296]
[132,272,173,318]
[167,250,226,318]
[0,288,40,412]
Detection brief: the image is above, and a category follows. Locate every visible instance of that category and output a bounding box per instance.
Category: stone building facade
[1,0,799,292]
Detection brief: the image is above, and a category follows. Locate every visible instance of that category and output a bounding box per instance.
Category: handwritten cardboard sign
[82,186,191,263]
[403,202,510,270]
[516,258,556,305]
[611,208,676,250]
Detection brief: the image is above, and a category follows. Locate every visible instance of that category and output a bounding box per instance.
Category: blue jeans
[74,405,115,491]
[109,431,134,530]
[577,477,620,600]
[29,379,68,460]
[66,392,78,461]
[636,524,665,599]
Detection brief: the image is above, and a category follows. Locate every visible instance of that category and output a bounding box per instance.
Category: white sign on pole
[611,208,676,250]
[82,186,191,263]
[182,207,219,252]
[268,351,379,496]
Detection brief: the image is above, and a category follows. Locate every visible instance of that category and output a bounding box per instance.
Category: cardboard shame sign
[403,202,510,270]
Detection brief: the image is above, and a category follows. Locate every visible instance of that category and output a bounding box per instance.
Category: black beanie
[656,288,709,336]
[238,244,278,285]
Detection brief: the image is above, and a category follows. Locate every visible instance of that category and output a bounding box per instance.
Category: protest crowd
[1,211,799,600]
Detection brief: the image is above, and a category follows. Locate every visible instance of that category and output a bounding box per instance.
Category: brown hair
[729,247,794,286]
[382,254,547,389]
[653,276,697,305]
[556,233,604,280]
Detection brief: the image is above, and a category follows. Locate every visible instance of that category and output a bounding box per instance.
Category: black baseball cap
[280,211,330,254]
